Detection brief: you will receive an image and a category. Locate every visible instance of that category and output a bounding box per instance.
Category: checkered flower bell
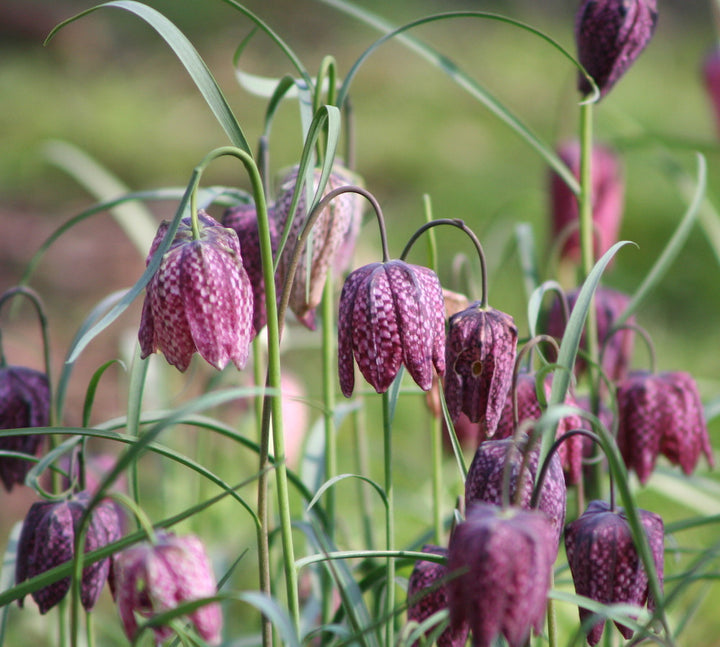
[616,370,714,485]
[338,260,445,397]
[565,500,664,646]
[448,503,555,647]
[444,304,518,438]
[111,531,222,646]
[139,211,253,372]
[575,0,658,99]
[0,365,49,491]
[464,436,567,554]
[407,545,469,647]
[274,165,364,329]
[15,490,122,613]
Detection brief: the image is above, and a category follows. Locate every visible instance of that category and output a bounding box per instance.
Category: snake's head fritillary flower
[15,491,122,613]
[274,165,364,329]
[444,304,518,438]
[448,503,555,647]
[221,201,279,337]
[338,260,445,397]
[617,370,714,485]
[112,531,222,646]
[550,140,624,263]
[464,436,567,554]
[703,47,720,136]
[575,0,658,99]
[565,500,664,645]
[0,365,49,491]
[139,211,254,372]
[407,545,469,647]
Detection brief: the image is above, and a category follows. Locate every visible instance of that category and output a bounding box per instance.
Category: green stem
[382,392,395,647]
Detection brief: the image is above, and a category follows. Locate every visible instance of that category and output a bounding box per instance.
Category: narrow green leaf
[307,473,388,512]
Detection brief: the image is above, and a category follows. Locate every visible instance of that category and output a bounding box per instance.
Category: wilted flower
[139,211,254,372]
[575,0,659,99]
[0,365,49,491]
[444,304,518,438]
[221,201,279,336]
[546,286,635,382]
[112,531,222,646]
[274,165,364,329]
[448,503,555,647]
[338,260,445,397]
[464,436,567,553]
[16,491,122,613]
[702,47,720,136]
[407,545,469,647]
[565,500,664,645]
[550,140,624,264]
[616,370,714,484]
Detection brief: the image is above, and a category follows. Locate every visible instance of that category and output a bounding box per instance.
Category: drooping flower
[546,286,635,383]
[338,260,445,397]
[15,491,122,613]
[112,531,222,646]
[444,304,518,438]
[406,545,469,647]
[616,370,714,484]
[0,365,50,491]
[702,47,720,136]
[274,165,364,329]
[447,503,555,647]
[564,500,664,645]
[464,435,567,553]
[575,0,659,99]
[550,140,624,264]
[139,211,254,372]
[221,201,279,336]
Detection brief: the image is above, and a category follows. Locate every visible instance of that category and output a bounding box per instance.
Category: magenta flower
[112,531,222,646]
[575,0,658,99]
[16,491,122,613]
[139,211,253,372]
[550,140,624,264]
[338,260,445,397]
[0,365,49,491]
[616,370,714,484]
[444,304,518,438]
[565,500,664,645]
[407,545,469,647]
[448,503,555,647]
[703,47,720,136]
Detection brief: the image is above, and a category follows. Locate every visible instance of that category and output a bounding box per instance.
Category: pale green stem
[86,610,95,647]
[382,392,395,647]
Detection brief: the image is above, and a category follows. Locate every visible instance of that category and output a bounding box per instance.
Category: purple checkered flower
[15,490,122,613]
[575,0,658,99]
[112,531,222,646]
[338,260,445,397]
[407,545,469,647]
[0,365,49,491]
[448,503,555,647]
[139,211,253,372]
[565,500,664,645]
[617,370,714,484]
[444,304,518,438]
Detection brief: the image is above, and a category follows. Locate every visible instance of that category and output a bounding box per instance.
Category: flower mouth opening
[471,361,483,377]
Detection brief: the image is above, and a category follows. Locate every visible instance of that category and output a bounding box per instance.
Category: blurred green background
[2,0,720,645]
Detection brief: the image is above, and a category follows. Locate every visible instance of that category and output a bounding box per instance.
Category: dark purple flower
[464,436,567,553]
[575,0,658,99]
[448,503,555,647]
[221,201,279,337]
[338,260,445,397]
[0,365,49,491]
[550,140,624,264]
[616,370,714,484]
[703,47,720,136]
[274,165,364,329]
[15,490,122,613]
[444,304,518,438]
[565,500,664,645]
[112,531,222,646]
[139,211,254,372]
[407,545,469,647]
[546,286,635,383]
